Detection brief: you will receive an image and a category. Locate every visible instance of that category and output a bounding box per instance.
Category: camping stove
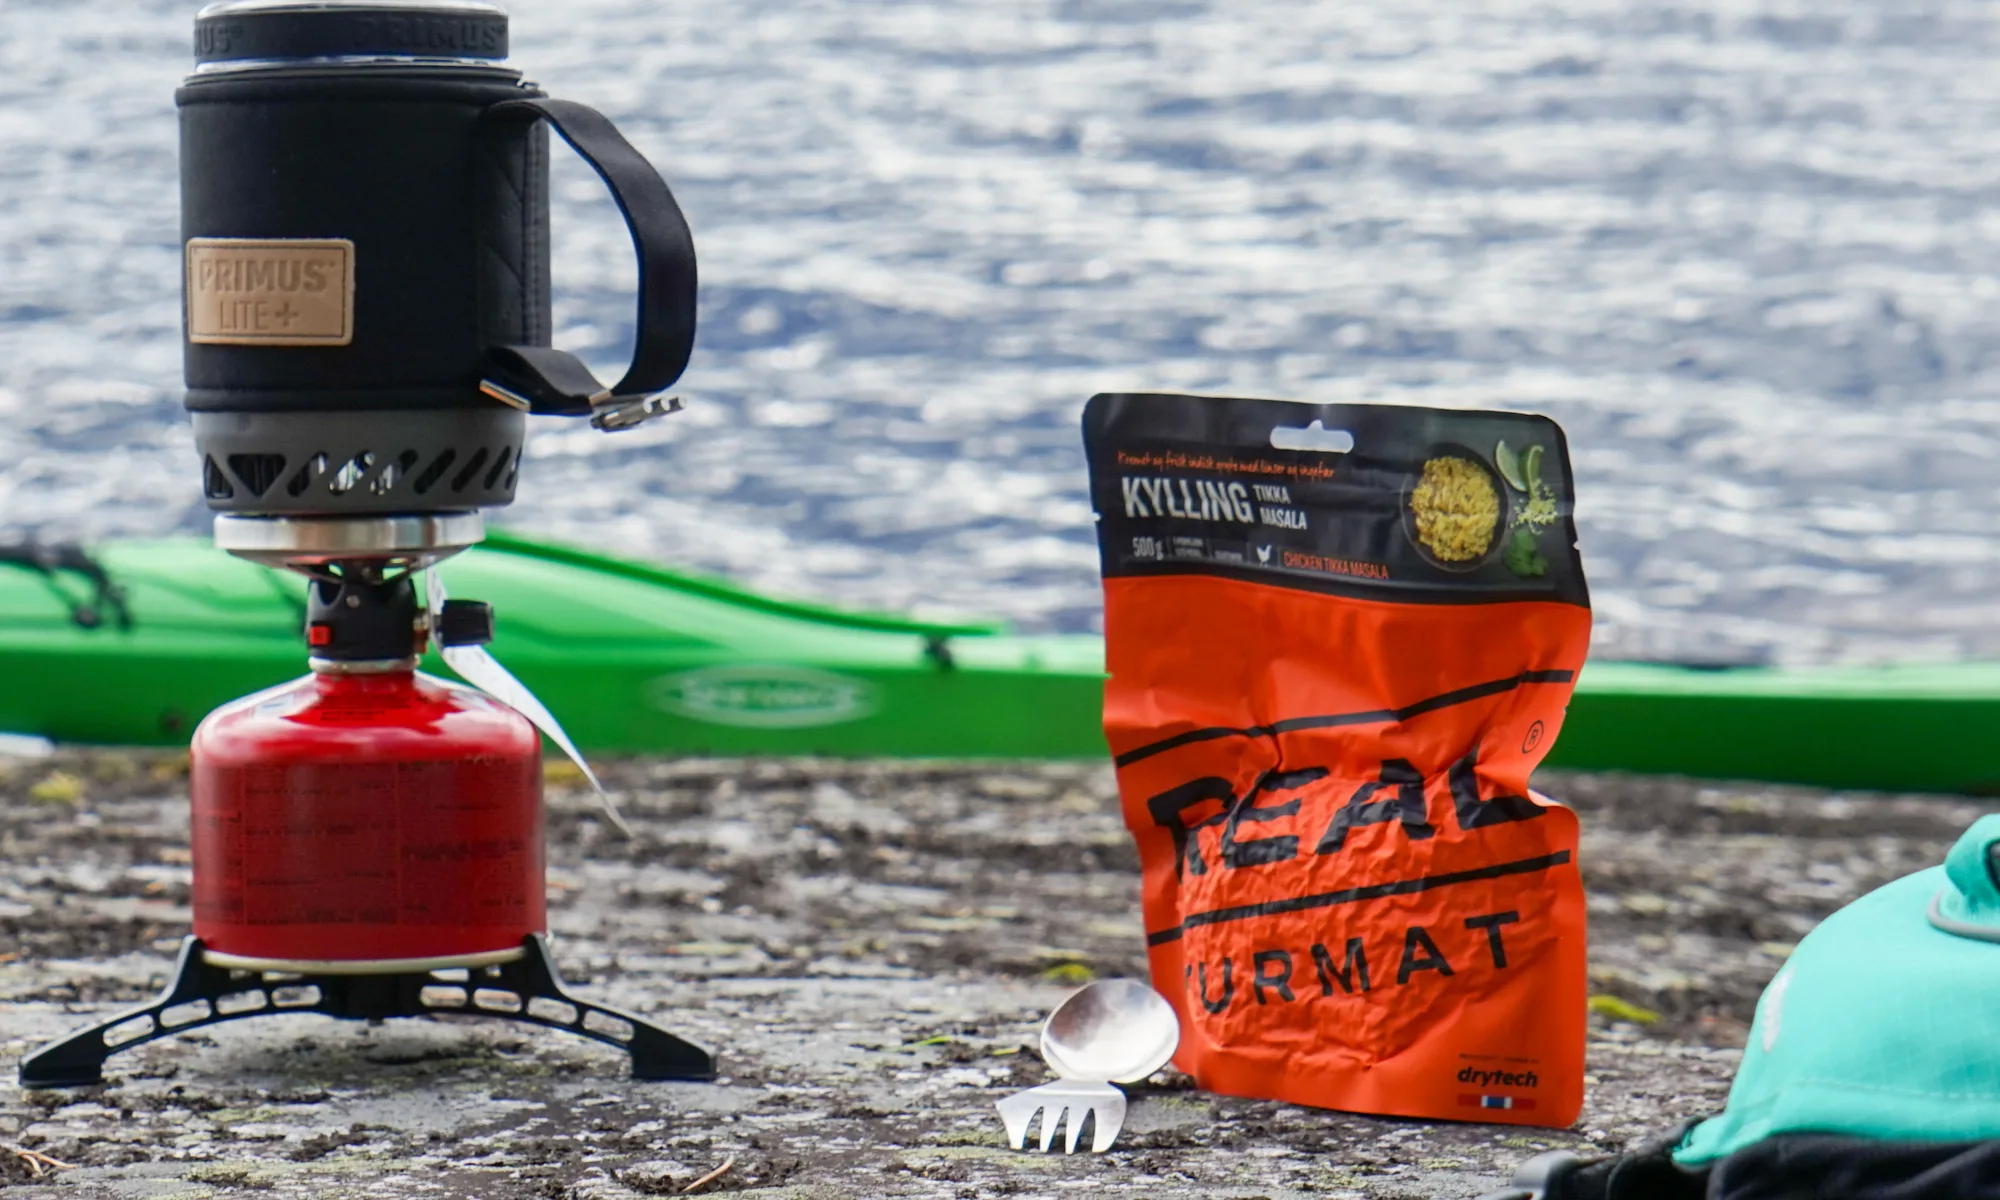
[21,531,715,1088]
[19,0,711,1087]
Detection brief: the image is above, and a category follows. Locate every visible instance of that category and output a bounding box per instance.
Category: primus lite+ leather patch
[1084,392,1590,1128]
[186,238,354,346]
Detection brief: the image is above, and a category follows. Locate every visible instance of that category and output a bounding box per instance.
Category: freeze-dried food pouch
[1083,393,1590,1128]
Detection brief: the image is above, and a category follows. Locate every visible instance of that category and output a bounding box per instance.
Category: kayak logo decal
[648,665,877,728]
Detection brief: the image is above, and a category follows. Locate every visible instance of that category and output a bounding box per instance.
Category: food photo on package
[1083,391,1590,1128]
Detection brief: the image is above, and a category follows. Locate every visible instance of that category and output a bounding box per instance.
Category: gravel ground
[0,752,1984,1199]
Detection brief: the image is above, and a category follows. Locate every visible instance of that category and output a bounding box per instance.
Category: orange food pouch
[1084,393,1589,1128]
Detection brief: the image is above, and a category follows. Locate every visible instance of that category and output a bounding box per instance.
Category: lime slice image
[1523,443,1545,487]
[1494,440,1529,492]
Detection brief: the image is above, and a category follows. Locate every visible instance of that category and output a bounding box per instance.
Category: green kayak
[0,535,1105,759]
[1543,658,2000,794]
[1,535,1995,795]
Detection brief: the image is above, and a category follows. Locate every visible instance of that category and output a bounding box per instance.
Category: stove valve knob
[436,599,495,648]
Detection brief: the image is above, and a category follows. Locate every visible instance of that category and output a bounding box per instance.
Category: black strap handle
[482,97,696,417]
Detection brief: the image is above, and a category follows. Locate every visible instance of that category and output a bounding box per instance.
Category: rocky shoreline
[1,752,1983,1198]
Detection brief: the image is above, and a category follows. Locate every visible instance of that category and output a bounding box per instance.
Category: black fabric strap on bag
[1711,1136,2000,1200]
[1482,1129,2000,1200]
[1478,1123,1707,1200]
[482,97,697,417]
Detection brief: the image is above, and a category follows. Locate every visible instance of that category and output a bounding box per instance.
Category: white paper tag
[425,569,632,837]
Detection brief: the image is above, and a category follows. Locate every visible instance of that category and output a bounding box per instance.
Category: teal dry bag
[1677,812,2000,1161]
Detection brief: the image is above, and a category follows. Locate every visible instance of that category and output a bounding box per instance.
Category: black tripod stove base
[18,935,715,1088]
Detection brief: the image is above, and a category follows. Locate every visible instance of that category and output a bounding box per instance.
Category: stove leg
[18,939,233,1088]
[495,935,716,1082]
[17,936,715,1087]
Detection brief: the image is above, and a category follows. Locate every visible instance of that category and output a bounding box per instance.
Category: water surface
[4,0,2000,665]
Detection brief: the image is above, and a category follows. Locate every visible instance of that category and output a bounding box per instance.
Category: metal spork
[994,979,1179,1154]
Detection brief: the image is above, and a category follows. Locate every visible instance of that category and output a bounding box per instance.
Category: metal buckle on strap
[590,393,684,432]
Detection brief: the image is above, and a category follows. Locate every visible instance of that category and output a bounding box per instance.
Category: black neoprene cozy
[180,2,697,516]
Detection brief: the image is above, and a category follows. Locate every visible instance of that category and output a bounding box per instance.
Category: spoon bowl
[1039,978,1180,1084]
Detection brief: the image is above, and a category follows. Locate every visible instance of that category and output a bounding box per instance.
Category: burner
[213,512,487,574]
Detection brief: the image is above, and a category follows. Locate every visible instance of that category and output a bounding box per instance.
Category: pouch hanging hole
[1269,420,1354,453]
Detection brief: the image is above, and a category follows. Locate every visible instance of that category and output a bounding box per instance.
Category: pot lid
[194,2,509,68]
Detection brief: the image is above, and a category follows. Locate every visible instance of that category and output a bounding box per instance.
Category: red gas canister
[190,667,544,968]
[188,577,546,970]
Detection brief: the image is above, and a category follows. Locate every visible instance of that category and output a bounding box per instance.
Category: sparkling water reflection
[3,0,2000,665]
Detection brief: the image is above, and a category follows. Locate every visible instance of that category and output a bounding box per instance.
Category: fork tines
[995,1079,1128,1153]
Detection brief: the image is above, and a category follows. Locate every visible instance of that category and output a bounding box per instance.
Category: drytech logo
[1458,1067,1538,1089]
